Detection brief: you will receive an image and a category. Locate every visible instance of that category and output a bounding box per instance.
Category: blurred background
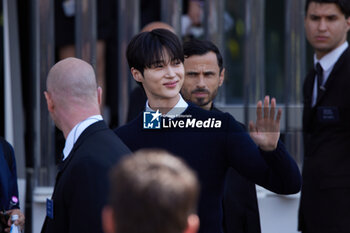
[1,0,312,232]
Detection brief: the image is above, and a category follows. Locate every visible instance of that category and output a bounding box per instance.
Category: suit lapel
[303,69,317,129]
[303,70,316,107]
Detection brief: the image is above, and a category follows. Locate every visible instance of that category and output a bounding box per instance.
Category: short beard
[195,97,211,107]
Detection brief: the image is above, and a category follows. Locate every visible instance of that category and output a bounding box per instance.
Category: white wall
[257,186,300,233]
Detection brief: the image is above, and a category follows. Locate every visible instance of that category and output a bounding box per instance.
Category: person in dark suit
[0,137,25,232]
[114,29,301,233]
[41,57,130,233]
[181,39,261,233]
[298,1,350,233]
[102,149,200,233]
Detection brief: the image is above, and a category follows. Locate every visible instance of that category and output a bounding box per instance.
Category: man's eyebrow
[309,14,320,18]
[204,71,216,75]
[309,13,338,18]
[186,71,199,74]
[326,14,338,19]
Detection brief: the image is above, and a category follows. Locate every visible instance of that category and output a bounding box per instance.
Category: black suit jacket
[223,169,261,233]
[41,121,130,233]
[299,47,350,233]
[211,107,261,233]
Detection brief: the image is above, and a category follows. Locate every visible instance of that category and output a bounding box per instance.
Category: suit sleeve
[225,114,301,194]
[8,144,19,209]
[65,158,109,233]
[1,139,20,209]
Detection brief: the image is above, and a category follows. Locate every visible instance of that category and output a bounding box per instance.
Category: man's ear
[102,206,116,233]
[97,86,103,106]
[44,91,54,113]
[183,214,199,233]
[219,68,225,87]
[131,68,144,83]
[346,16,350,31]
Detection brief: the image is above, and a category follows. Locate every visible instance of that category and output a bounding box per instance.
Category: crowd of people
[1,0,349,233]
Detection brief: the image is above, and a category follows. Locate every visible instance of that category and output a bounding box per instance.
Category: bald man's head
[47,57,98,108]
[141,21,175,33]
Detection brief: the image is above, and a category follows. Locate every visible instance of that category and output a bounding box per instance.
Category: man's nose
[196,75,206,88]
[165,65,176,78]
[318,18,327,31]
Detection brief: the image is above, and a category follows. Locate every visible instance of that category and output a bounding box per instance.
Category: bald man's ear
[102,206,116,233]
[183,214,199,233]
[131,68,144,83]
[44,91,54,113]
[219,68,225,87]
[97,86,103,106]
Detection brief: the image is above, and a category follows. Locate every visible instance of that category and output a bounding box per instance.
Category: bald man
[41,58,130,233]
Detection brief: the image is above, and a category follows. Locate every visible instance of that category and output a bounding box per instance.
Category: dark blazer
[41,121,130,233]
[211,107,261,233]
[299,47,350,233]
[223,169,261,233]
[0,137,19,210]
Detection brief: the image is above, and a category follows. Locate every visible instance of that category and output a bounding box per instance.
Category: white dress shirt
[62,115,103,160]
[312,41,348,107]
[146,94,189,118]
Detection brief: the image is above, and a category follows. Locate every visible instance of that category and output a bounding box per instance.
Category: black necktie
[315,62,324,102]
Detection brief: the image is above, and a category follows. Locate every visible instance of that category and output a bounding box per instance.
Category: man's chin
[193,98,210,107]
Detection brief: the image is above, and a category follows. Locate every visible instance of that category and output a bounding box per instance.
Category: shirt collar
[145,94,188,118]
[314,41,348,72]
[63,115,103,160]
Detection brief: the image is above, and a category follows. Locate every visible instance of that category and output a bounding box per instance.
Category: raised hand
[249,96,282,151]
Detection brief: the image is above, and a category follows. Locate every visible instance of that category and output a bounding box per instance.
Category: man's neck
[315,41,348,60]
[147,95,181,115]
[61,108,101,138]
[203,102,213,111]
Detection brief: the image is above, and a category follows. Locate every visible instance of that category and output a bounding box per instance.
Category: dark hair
[183,39,224,73]
[126,29,184,76]
[305,0,350,18]
[109,149,199,233]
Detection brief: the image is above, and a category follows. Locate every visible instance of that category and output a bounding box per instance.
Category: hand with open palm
[249,96,282,151]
